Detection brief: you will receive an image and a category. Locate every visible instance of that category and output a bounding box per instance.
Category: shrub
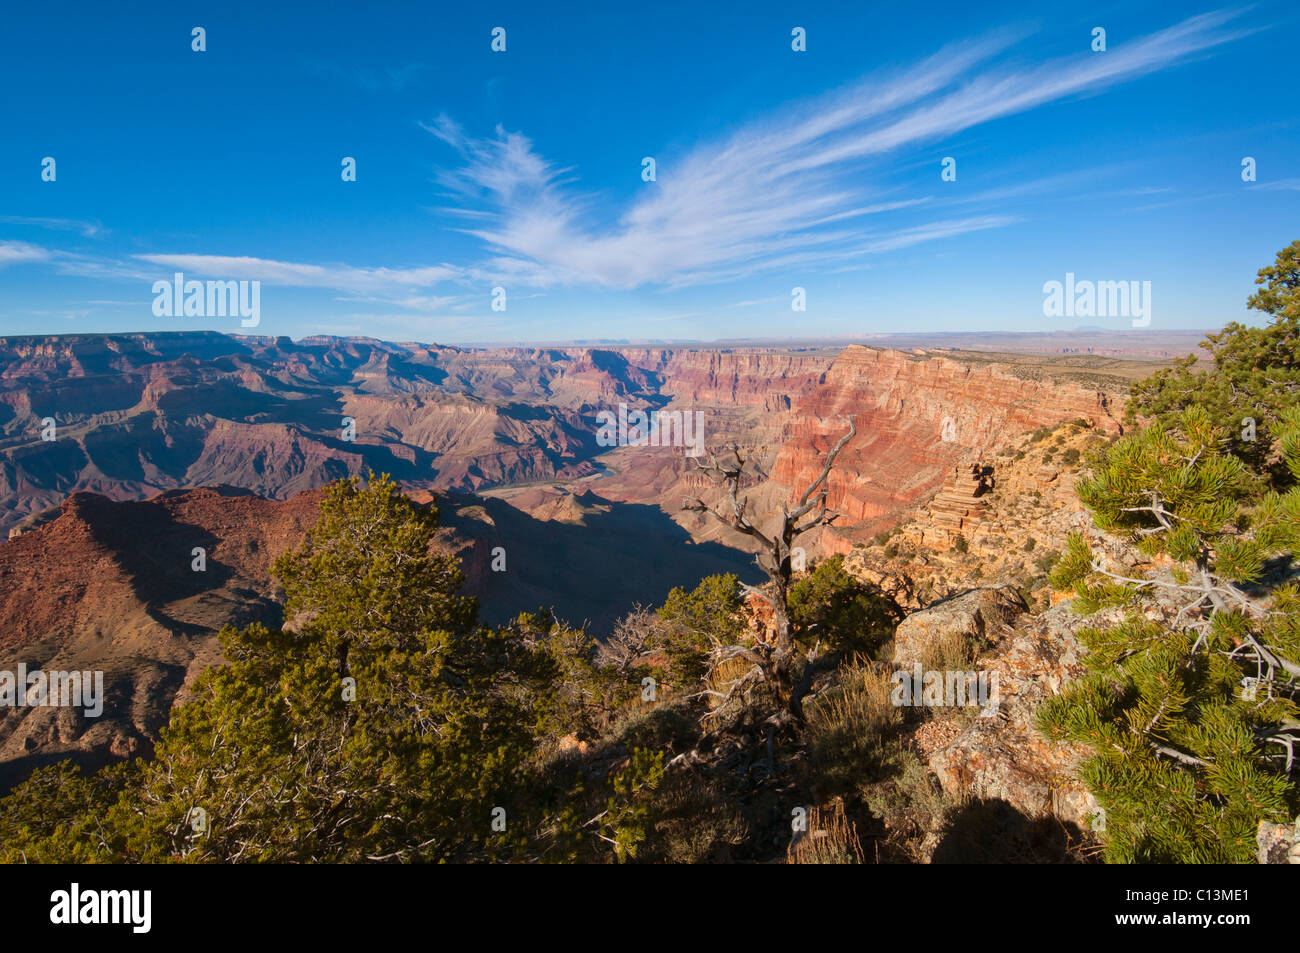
[1039,410,1300,861]
[649,574,746,688]
[789,556,901,656]
[919,627,980,674]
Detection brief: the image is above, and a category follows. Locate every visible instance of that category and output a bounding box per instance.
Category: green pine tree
[110,473,543,861]
[1038,246,1300,862]
[0,473,670,863]
[788,555,901,656]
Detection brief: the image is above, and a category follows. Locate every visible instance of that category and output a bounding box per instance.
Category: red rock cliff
[772,346,1122,531]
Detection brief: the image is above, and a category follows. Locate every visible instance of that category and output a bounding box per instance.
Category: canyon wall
[771,346,1122,543]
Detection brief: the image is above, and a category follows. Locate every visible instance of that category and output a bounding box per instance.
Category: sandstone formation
[0,334,1132,552]
[0,485,324,787]
[926,462,994,545]
[770,346,1122,550]
[890,587,1026,670]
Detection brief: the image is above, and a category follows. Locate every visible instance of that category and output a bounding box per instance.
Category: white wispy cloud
[134,254,460,290]
[132,254,468,311]
[426,9,1251,290]
[0,216,105,238]
[0,241,52,267]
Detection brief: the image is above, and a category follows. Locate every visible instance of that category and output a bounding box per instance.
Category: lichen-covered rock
[893,589,1104,832]
[924,603,1101,830]
[892,586,1027,668]
[1257,817,1300,864]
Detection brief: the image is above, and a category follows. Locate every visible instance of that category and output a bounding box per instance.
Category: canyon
[0,330,1177,786]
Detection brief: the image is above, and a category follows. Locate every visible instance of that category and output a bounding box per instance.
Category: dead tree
[682,415,856,722]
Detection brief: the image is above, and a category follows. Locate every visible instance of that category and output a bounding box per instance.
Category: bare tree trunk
[683,416,856,721]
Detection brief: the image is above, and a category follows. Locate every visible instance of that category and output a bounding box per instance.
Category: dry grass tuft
[787,799,865,864]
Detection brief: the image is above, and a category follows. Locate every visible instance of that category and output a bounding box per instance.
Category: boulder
[924,609,1096,830]
[892,586,1027,667]
[895,589,1100,832]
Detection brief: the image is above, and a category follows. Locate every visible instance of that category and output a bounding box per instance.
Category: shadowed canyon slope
[0,484,759,787]
[0,331,1172,785]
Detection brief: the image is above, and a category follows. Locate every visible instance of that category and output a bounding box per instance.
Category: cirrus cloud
[427,8,1253,290]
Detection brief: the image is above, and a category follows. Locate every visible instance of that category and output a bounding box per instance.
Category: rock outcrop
[771,346,1123,546]
[926,462,994,547]
[844,423,1132,844]
[891,586,1026,668]
[890,586,1098,834]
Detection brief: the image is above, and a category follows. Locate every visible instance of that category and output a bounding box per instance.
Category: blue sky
[1,1,1297,343]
